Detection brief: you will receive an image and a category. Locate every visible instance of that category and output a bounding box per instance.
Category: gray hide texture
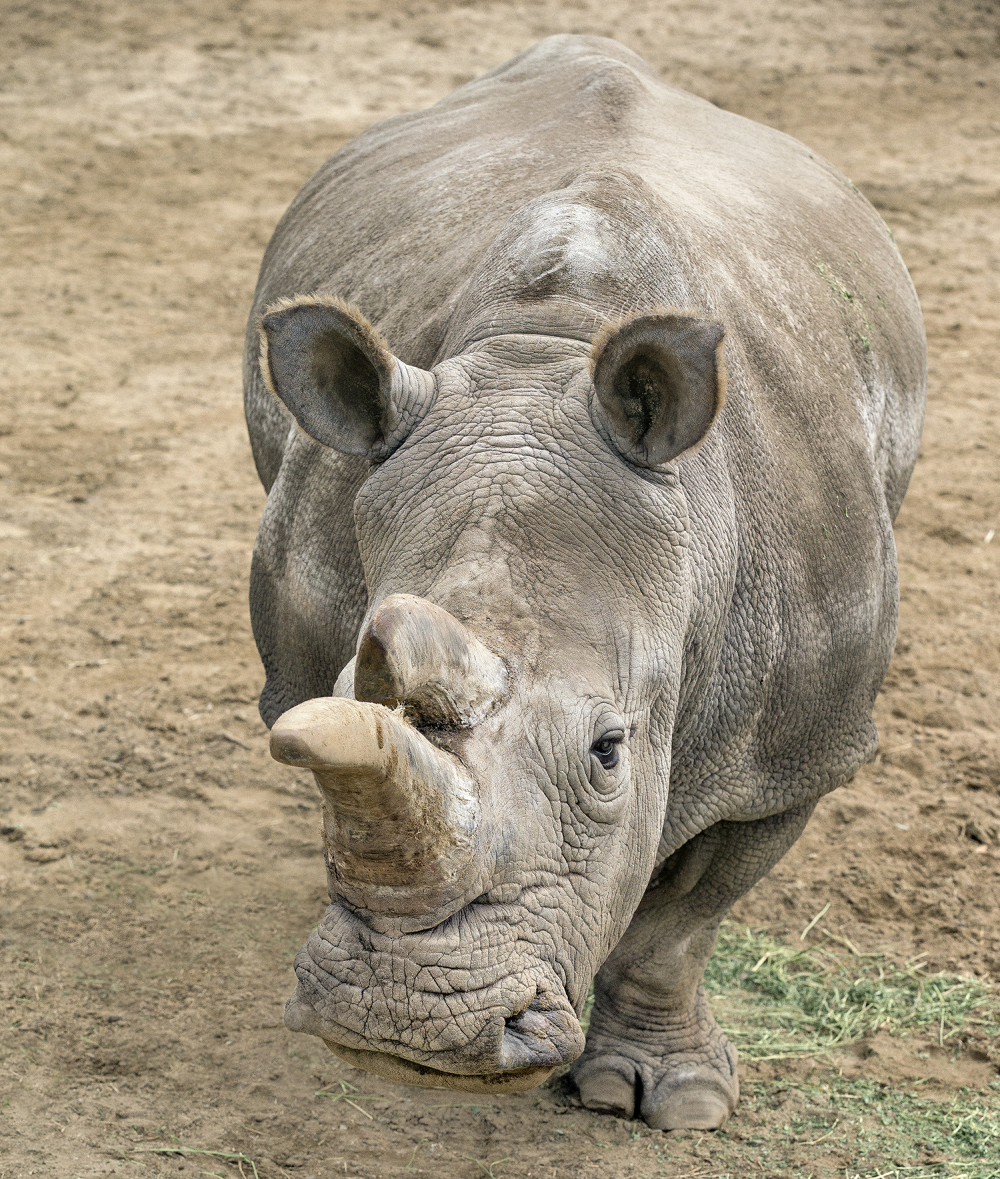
[243,35,926,1130]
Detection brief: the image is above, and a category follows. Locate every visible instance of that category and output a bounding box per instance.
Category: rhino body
[243,36,925,1129]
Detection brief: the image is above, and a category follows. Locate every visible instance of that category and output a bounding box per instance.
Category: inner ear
[308,315,386,445]
[591,312,726,466]
[259,297,434,458]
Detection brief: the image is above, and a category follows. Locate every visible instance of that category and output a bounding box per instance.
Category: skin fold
[243,35,926,1129]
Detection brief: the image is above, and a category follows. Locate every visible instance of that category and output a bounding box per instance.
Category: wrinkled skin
[243,36,926,1128]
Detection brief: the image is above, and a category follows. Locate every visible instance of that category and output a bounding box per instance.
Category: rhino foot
[571,998,738,1130]
[575,1062,735,1129]
[644,1068,735,1130]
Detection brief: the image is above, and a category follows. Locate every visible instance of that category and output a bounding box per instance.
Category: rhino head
[255,295,725,1091]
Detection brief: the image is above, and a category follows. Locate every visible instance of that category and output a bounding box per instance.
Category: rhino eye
[591,733,623,770]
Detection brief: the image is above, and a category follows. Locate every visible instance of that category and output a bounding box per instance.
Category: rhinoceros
[242,35,925,1130]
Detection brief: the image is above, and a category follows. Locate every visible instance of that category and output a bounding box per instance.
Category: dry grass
[704,923,1000,1062]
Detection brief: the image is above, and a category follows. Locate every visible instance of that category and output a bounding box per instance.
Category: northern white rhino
[243,35,925,1130]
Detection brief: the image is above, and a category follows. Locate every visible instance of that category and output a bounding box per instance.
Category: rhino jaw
[318,1044,557,1093]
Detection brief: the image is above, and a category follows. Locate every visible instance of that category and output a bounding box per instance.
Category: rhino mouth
[282,901,586,1085]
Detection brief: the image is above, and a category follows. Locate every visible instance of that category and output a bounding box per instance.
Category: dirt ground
[1,1,998,1176]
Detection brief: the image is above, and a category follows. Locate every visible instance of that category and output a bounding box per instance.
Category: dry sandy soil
[1,1,998,1176]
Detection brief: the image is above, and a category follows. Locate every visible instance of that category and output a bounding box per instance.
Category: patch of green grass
[847,1171,996,1179]
[573,926,1000,1176]
[704,924,1000,1061]
[739,1075,1000,1178]
[641,1076,1000,1179]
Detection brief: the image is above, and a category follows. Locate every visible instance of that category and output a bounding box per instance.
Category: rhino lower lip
[319,1041,560,1094]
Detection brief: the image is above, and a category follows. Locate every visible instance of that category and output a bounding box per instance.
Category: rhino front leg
[572,802,816,1130]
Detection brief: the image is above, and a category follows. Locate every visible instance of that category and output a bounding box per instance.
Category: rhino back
[246,32,922,484]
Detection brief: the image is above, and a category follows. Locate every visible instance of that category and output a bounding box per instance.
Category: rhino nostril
[503,998,550,1037]
[498,996,582,1072]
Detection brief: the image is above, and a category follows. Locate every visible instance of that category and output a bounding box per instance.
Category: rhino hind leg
[572,804,816,1130]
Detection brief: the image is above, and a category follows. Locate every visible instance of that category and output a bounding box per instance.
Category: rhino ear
[590,311,726,466]
[258,296,435,459]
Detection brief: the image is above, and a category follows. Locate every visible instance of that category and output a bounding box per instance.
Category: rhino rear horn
[354,594,508,728]
[590,310,726,466]
[258,296,436,459]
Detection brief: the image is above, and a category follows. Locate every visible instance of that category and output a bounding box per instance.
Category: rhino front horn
[354,594,507,727]
[270,697,480,920]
